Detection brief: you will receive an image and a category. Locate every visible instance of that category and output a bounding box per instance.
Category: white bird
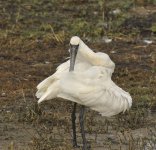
[36,36,132,149]
[143,39,153,45]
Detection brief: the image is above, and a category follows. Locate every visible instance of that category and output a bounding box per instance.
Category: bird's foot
[73,142,91,150]
[82,142,91,150]
[73,144,80,148]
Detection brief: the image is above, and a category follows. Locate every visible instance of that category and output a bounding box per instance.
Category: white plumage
[36,36,132,117]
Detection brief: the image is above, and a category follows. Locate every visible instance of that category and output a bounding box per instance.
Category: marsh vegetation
[0,0,156,149]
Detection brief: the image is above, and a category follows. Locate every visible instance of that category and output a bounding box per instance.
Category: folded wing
[58,66,132,117]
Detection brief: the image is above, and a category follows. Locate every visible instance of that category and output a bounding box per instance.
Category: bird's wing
[37,80,60,103]
[56,60,70,73]
[58,66,132,117]
[81,81,132,117]
[36,58,89,101]
[36,60,70,99]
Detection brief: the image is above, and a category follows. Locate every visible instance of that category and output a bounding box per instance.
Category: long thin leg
[79,105,87,150]
[71,102,78,147]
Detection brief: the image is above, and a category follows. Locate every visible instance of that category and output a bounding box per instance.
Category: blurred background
[0,0,156,149]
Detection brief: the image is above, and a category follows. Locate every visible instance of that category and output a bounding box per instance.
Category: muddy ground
[0,1,156,150]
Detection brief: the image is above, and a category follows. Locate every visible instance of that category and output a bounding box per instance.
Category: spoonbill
[36,36,132,149]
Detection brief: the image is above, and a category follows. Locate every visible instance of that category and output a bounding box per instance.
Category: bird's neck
[77,40,115,71]
[77,40,95,64]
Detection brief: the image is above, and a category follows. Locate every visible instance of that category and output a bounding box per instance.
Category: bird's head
[69,36,80,71]
[70,36,80,45]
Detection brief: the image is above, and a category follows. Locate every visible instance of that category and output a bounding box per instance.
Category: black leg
[71,102,78,147]
[79,105,87,150]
